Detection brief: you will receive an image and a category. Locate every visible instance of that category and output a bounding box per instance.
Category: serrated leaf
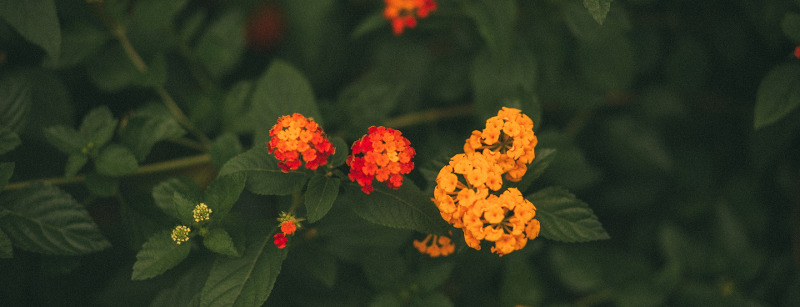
[250,60,322,129]
[0,162,13,190]
[94,144,139,177]
[0,229,12,258]
[527,187,609,242]
[152,177,203,221]
[218,147,308,196]
[0,127,21,154]
[79,106,118,148]
[754,63,800,129]
[511,148,557,194]
[84,172,119,197]
[43,125,85,155]
[173,193,199,226]
[328,137,349,168]
[0,0,60,59]
[119,104,187,161]
[305,174,341,223]
[194,9,246,80]
[0,183,111,255]
[210,133,243,170]
[203,172,246,220]
[583,0,613,25]
[199,235,287,307]
[131,230,192,280]
[65,154,88,179]
[203,228,239,257]
[343,181,451,235]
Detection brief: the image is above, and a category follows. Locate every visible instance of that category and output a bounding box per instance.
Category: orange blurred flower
[383,0,437,35]
[347,126,416,194]
[413,233,455,257]
[268,113,335,172]
[464,107,537,182]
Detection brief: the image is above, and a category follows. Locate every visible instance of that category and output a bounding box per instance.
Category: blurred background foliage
[1,0,800,306]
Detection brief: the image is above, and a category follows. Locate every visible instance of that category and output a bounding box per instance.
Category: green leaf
[0,0,60,59]
[0,127,21,154]
[0,162,13,190]
[343,181,451,235]
[94,144,139,177]
[150,259,212,307]
[582,0,614,25]
[173,193,200,226]
[0,183,111,255]
[305,174,341,223]
[222,81,255,134]
[84,172,119,197]
[218,147,308,196]
[754,63,800,129]
[210,133,243,170]
[65,154,88,179]
[86,47,166,91]
[577,33,636,91]
[42,23,109,69]
[203,228,239,257]
[501,254,545,306]
[782,12,800,44]
[79,106,118,148]
[199,235,288,307]
[152,177,203,221]
[471,45,540,123]
[463,0,517,58]
[413,262,455,292]
[203,172,246,220]
[43,125,85,155]
[131,230,192,280]
[0,229,12,258]
[119,104,186,161]
[0,69,33,133]
[194,9,246,80]
[527,186,609,242]
[250,59,322,129]
[511,148,557,194]
[351,12,386,39]
[412,293,454,307]
[328,137,349,168]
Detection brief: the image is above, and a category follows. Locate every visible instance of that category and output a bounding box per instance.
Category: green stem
[288,189,304,216]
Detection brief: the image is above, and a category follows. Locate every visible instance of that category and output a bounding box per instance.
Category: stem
[384,105,474,128]
[3,154,211,191]
[288,190,304,216]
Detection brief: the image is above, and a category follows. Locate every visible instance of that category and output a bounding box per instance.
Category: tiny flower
[192,203,212,223]
[273,232,288,249]
[413,233,455,257]
[280,220,297,235]
[277,211,302,236]
[171,225,191,245]
[347,126,416,194]
[268,113,335,172]
[383,0,437,35]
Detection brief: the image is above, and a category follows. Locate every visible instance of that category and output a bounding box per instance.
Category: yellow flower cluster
[432,107,540,256]
[193,203,212,223]
[171,225,191,245]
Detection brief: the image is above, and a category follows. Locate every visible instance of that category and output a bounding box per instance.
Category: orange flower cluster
[347,126,415,194]
[464,107,537,182]
[383,0,437,35]
[273,212,301,249]
[413,233,455,257]
[268,113,335,172]
[432,107,539,256]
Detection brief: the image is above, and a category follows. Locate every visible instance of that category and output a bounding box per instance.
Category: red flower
[795,46,800,59]
[347,126,416,194]
[268,113,335,172]
[273,232,288,249]
[383,0,437,35]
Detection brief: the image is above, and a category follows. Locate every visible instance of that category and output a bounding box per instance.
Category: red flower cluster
[383,0,437,35]
[273,213,301,249]
[273,232,288,249]
[347,126,416,194]
[268,113,335,172]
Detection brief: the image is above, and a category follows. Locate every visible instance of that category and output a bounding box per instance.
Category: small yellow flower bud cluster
[171,226,191,245]
[193,203,212,223]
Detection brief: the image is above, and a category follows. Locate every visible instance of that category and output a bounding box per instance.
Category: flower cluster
[193,203,212,223]
[273,212,302,249]
[464,107,537,182]
[347,126,416,194]
[268,113,335,172]
[432,107,540,256]
[171,225,191,245]
[383,0,437,35]
[795,46,800,59]
[413,233,455,257]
